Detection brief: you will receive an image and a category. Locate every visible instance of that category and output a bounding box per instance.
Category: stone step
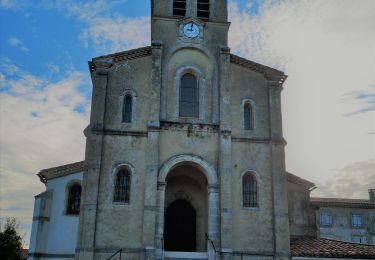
[163,251,208,260]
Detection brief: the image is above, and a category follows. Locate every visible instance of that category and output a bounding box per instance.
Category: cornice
[230,54,287,85]
[89,46,152,72]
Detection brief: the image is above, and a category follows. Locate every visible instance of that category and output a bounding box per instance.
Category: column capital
[208,184,219,193]
[157,181,167,190]
[267,80,284,93]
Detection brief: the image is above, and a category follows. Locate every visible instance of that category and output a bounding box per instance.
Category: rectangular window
[352,236,367,244]
[352,214,363,227]
[320,212,332,226]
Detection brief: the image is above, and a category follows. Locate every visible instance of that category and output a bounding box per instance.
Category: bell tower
[151,0,228,21]
[151,0,229,49]
[150,0,230,124]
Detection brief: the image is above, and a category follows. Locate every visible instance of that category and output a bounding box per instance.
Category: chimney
[369,189,375,202]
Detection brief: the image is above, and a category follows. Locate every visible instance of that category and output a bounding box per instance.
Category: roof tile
[38,161,85,183]
[291,237,375,258]
[311,197,375,209]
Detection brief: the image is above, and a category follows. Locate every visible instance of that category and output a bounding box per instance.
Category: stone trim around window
[173,65,206,123]
[240,98,256,133]
[109,162,137,207]
[64,180,82,217]
[239,170,260,210]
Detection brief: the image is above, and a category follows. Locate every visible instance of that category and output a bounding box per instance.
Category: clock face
[183,23,200,38]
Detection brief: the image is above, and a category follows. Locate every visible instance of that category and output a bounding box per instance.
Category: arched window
[244,102,253,130]
[179,73,198,117]
[113,168,131,203]
[243,173,258,207]
[197,0,210,20]
[66,184,81,215]
[173,0,186,17]
[122,94,132,123]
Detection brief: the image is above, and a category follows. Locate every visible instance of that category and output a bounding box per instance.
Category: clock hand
[190,23,193,31]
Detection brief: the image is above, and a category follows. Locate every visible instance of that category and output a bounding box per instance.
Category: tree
[0,217,23,260]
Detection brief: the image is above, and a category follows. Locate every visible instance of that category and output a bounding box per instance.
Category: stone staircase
[163,251,208,260]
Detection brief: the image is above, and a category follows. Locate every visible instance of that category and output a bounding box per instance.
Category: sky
[0,0,374,247]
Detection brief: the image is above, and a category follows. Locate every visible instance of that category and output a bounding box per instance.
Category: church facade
[79,0,290,259]
[27,1,375,260]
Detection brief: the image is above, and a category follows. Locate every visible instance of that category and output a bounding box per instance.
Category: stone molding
[232,137,287,146]
[158,154,218,185]
[230,54,287,84]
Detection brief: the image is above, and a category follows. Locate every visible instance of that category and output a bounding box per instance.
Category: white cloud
[1,57,21,75]
[0,72,5,88]
[46,63,60,73]
[81,16,150,53]
[56,0,150,53]
[312,159,375,199]
[228,0,375,198]
[0,60,90,246]
[55,0,127,21]
[8,36,29,52]
[0,0,24,9]
[2,1,149,54]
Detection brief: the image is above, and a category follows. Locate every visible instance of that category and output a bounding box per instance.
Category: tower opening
[173,0,186,17]
[197,0,210,20]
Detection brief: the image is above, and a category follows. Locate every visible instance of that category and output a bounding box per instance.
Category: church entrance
[164,199,196,251]
[163,164,208,252]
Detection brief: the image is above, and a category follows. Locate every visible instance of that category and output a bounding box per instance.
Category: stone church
[28,1,375,260]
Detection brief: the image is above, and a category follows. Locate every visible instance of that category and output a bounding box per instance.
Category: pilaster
[207,185,220,260]
[142,42,163,259]
[218,46,233,258]
[267,79,290,259]
[76,61,112,260]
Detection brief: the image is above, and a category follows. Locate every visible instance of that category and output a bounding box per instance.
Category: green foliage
[0,217,23,260]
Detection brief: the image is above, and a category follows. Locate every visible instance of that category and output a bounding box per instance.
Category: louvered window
[67,184,81,215]
[173,0,186,17]
[243,173,258,207]
[197,0,210,20]
[244,102,253,130]
[114,169,131,203]
[122,94,132,123]
[179,73,198,117]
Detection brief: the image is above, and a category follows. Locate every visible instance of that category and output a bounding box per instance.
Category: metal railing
[205,233,217,260]
[106,249,122,260]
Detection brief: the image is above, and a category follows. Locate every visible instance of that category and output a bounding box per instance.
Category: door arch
[156,154,219,255]
[164,199,196,251]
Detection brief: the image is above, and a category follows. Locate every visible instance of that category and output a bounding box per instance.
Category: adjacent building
[312,190,375,245]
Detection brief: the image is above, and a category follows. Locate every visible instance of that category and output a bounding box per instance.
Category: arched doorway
[156,155,219,256]
[164,199,196,251]
[163,164,208,251]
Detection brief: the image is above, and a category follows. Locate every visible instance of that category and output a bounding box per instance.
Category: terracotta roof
[291,237,375,259]
[89,46,152,72]
[287,172,316,190]
[311,197,375,209]
[38,161,85,184]
[230,54,287,84]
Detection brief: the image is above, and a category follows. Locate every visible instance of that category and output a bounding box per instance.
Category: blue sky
[1,0,374,247]
[0,1,147,90]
